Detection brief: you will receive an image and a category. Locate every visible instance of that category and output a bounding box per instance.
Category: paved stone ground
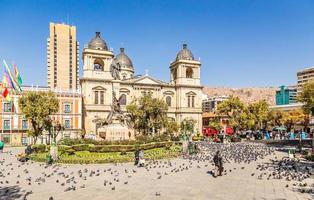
[0,145,313,200]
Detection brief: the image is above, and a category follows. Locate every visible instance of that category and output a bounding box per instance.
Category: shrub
[58,145,72,152]
[192,136,203,141]
[31,144,47,153]
[71,144,95,151]
[30,141,173,154]
[170,134,180,141]
[58,135,172,146]
[30,145,181,164]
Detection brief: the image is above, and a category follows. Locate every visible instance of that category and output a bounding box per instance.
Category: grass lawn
[29,145,182,164]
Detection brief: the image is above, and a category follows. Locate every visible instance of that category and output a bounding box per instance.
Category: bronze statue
[110,61,121,80]
[93,91,132,128]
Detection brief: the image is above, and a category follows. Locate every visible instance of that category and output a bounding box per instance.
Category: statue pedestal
[98,115,134,141]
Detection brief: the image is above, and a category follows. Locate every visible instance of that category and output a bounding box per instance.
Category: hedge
[31,144,47,153]
[32,141,174,154]
[58,134,171,146]
[29,145,182,164]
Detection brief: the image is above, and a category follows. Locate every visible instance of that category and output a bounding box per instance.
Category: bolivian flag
[1,78,12,103]
[3,60,21,92]
[2,87,12,102]
[13,64,22,88]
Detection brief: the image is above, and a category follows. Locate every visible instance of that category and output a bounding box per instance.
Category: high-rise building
[297,67,314,93]
[275,85,297,105]
[202,95,229,113]
[47,23,79,90]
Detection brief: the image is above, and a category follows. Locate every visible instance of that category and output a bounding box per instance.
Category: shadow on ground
[0,185,31,200]
[292,187,314,199]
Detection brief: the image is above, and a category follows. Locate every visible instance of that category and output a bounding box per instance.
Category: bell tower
[170,44,203,135]
[170,44,201,86]
[82,32,114,80]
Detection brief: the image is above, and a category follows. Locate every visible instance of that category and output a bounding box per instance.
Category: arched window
[122,73,127,80]
[186,67,193,78]
[166,96,171,107]
[94,58,104,71]
[119,94,127,105]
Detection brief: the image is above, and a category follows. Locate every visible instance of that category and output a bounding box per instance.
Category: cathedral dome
[88,32,109,51]
[176,44,194,61]
[114,48,133,70]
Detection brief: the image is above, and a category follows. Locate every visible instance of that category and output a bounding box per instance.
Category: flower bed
[29,145,182,164]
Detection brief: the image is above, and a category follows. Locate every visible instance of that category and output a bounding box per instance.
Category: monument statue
[110,62,121,80]
[93,90,134,140]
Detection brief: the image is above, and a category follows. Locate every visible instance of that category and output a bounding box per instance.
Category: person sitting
[138,149,145,167]
[301,131,307,139]
[25,145,33,155]
[289,131,295,140]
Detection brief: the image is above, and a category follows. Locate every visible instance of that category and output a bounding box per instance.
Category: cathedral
[80,32,203,139]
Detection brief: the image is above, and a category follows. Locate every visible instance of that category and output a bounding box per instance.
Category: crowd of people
[236,129,313,141]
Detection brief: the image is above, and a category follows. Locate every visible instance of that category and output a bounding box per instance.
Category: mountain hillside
[202,86,277,105]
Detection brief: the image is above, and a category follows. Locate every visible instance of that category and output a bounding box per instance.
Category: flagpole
[10,92,12,145]
[1,100,3,141]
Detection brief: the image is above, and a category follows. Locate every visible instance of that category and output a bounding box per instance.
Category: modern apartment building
[47,23,79,90]
[275,85,297,105]
[0,86,82,146]
[202,95,229,113]
[297,67,314,93]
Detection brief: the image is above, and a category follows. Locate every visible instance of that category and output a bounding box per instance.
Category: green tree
[19,91,59,144]
[217,96,248,131]
[180,118,196,135]
[298,81,314,115]
[283,108,306,131]
[297,81,314,154]
[248,100,269,130]
[44,119,64,145]
[208,118,222,131]
[267,109,285,129]
[126,94,168,135]
[164,119,180,135]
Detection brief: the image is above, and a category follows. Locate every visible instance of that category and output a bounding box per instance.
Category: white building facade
[80,32,203,139]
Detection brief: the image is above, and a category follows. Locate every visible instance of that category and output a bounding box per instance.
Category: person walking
[0,140,4,153]
[213,151,223,177]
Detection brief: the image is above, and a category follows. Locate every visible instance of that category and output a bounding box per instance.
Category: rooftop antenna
[67,14,69,25]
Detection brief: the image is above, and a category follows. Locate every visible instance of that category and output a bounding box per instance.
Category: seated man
[138,149,145,167]
[25,145,33,155]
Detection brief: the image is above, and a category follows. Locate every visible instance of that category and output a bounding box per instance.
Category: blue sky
[1,0,314,87]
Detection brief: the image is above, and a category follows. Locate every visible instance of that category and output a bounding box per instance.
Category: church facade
[80,32,203,139]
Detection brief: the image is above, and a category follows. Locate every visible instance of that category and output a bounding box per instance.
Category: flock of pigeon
[0,142,313,199]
